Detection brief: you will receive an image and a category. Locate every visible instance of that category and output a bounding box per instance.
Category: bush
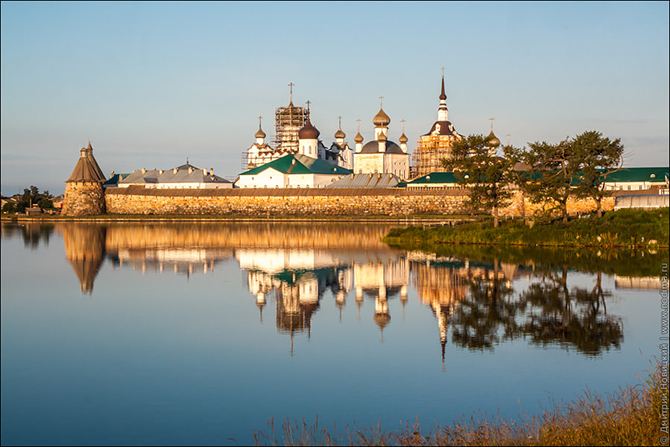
[38,198,54,210]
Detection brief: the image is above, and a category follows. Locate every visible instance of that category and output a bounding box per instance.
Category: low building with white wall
[235,154,351,189]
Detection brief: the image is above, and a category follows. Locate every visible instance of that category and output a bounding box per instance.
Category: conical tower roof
[66,141,106,183]
[440,74,447,101]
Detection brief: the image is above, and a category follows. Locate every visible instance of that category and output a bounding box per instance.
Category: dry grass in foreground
[253,359,667,446]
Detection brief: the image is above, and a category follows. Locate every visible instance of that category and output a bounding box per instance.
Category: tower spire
[437,69,449,121]
[440,67,447,101]
[288,82,294,104]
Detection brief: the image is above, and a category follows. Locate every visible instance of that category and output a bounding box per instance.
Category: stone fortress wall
[63,182,106,216]
[105,186,616,217]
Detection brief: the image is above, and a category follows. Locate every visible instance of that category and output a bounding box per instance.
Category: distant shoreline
[0,214,473,225]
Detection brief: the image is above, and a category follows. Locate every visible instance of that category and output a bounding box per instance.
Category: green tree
[38,198,54,210]
[2,202,15,213]
[571,131,624,217]
[443,134,517,228]
[518,137,577,223]
[18,186,54,210]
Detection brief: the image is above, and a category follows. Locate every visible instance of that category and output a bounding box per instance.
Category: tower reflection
[61,223,107,294]
[49,221,626,358]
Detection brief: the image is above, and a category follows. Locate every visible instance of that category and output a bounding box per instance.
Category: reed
[253,359,667,446]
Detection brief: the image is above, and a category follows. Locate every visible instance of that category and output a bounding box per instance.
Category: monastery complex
[62,74,669,217]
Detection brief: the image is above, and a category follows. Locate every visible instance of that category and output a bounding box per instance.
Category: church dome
[360,140,404,154]
[255,126,266,139]
[334,128,346,139]
[373,313,391,330]
[399,133,408,143]
[354,131,364,143]
[373,108,390,127]
[486,130,500,148]
[299,119,320,140]
[378,131,387,142]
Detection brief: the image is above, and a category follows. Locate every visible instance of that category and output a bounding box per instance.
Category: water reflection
[2,222,649,358]
[62,224,107,294]
[1,222,55,250]
[518,269,623,355]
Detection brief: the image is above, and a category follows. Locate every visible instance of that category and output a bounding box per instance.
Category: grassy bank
[253,360,667,446]
[383,208,669,249]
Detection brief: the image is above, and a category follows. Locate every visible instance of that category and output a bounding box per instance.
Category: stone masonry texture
[64,182,106,216]
[104,186,615,217]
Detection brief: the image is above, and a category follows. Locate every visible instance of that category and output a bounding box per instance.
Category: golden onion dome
[373,108,390,127]
[486,130,501,148]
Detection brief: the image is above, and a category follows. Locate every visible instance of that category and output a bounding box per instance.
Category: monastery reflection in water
[2,222,634,358]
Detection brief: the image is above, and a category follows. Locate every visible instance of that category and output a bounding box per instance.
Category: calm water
[1,221,665,446]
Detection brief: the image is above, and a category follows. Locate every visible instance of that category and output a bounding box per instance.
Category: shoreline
[0,214,474,224]
[383,207,670,249]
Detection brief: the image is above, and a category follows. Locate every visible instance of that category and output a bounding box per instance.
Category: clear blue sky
[1,1,668,195]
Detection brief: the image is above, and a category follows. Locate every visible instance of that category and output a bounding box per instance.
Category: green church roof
[407,172,460,184]
[602,167,668,182]
[240,154,351,176]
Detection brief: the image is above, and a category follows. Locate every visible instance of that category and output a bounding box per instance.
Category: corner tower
[63,141,107,216]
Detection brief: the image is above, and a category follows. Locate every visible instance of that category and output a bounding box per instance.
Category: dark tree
[443,134,518,228]
[518,138,577,223]
[571,131,624,217]
[518,131,625,222]
[18,186,54,211]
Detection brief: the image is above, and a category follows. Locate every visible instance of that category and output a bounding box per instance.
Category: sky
[1,1,668,195]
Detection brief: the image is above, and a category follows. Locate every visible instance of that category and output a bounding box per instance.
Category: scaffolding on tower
[274,103,309,154]
[409,136,456,179]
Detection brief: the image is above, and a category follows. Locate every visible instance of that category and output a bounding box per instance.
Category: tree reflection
[449,261,521,351]
[519,269,623,356]
[0,223,55,249]
[1,221,627,358]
